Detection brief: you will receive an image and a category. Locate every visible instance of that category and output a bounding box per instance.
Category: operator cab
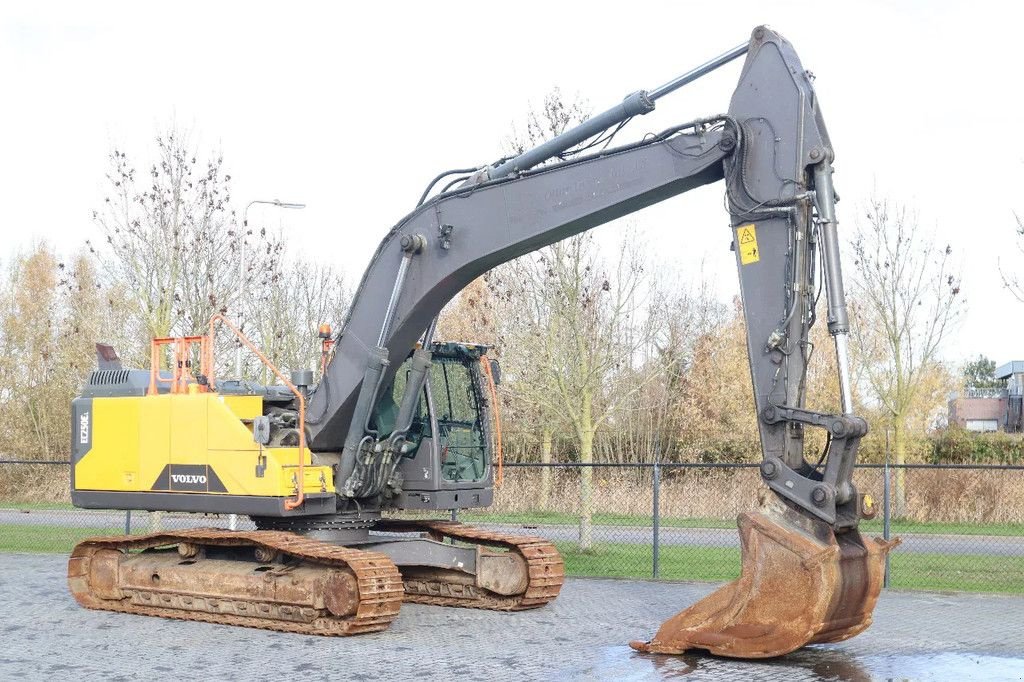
[373,342,499,495]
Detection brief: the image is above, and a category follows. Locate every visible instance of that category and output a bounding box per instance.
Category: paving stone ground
[2,553,1023,681]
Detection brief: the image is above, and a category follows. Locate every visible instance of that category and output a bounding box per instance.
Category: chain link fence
[2,460,1022,593]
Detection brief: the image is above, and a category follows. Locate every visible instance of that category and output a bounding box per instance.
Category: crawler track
[375,520,565,610]
[67,528,404,636]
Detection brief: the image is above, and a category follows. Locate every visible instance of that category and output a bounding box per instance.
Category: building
[948,360,1024,433]
[998,361,1024,433]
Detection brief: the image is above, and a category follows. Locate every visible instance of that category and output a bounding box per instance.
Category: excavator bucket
[630,498,899,659]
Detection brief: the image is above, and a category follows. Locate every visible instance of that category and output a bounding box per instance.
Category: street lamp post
[230,199,304,533]
[235,199,306,378]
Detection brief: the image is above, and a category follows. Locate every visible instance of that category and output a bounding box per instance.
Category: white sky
[2,1,1022,365]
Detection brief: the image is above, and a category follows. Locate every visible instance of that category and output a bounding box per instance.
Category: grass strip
[3,524,1021,594]
[461,510,1024,537]
[553,541,1024,594]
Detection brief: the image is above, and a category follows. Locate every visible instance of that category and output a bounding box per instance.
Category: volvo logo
[170,474,207,485]
[151,465,227,493]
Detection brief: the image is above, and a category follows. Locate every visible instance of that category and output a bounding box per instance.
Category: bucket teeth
[630,502,899,659]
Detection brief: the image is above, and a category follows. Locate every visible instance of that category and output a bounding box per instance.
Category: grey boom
[306,25,862,529]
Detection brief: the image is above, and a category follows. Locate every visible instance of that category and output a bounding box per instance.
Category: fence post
[652,460,660,580]
[124,510,132,535]
[883,428,891,589]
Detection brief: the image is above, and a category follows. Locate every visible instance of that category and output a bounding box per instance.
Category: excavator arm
[311,26,860,530]
[307,123,729,470]
[304,25,896,658]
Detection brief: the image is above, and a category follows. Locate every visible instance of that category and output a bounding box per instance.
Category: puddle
[851,652,1024,681]
[595,645,1024,681]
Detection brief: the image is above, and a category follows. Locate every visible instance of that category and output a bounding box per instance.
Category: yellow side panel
[169,395,208,464]
[138,396,171,488]
[206,449,334,496]
[77,392,334,497]
[221,395,262,421]
[208,396,260,452]
[204,449,273,495]
[280,462,333,495]
[75,397,142,491]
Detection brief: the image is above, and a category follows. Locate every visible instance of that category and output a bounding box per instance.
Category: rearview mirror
[489,359,501,386]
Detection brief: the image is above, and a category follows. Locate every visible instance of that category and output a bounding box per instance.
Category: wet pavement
[1,552,1022,681]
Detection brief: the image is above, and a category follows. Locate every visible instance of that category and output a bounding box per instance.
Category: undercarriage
[68,518,564,635]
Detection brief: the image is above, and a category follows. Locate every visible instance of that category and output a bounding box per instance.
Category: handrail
[147,335,209,396]
[208,314,307,510]
[479,356,503,486]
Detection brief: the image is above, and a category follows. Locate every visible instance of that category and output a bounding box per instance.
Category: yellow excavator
[68,25,896,658]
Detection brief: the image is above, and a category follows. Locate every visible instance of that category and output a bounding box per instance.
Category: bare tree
[246,256,350,379]
[437,276,498,347]
[89,126,281,369]
[499,233,652,548]
[496,88,675,545]
[850,196,963,515]
[486,89,595,513]
[634,273,726,461]
[504,87,589,158]
[59,251,135,373]
[485,264,569,507]
[676,299,761,462]
[1002,213,1024,302]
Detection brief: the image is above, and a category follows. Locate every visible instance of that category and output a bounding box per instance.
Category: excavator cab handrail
[207,314,308,511]
[147,335,210,396]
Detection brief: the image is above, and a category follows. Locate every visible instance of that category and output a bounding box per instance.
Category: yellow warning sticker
[736,224,760,265]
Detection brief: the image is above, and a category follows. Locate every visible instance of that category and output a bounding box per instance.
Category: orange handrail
[479,356,503,487]
[147,335,209,396]
[208,314,308,511]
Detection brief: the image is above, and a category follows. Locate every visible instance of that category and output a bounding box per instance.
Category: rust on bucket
[630,500,899,659]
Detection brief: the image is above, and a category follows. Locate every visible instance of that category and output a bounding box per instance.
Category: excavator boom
[309,25,870,531]
[301,24,892,657]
